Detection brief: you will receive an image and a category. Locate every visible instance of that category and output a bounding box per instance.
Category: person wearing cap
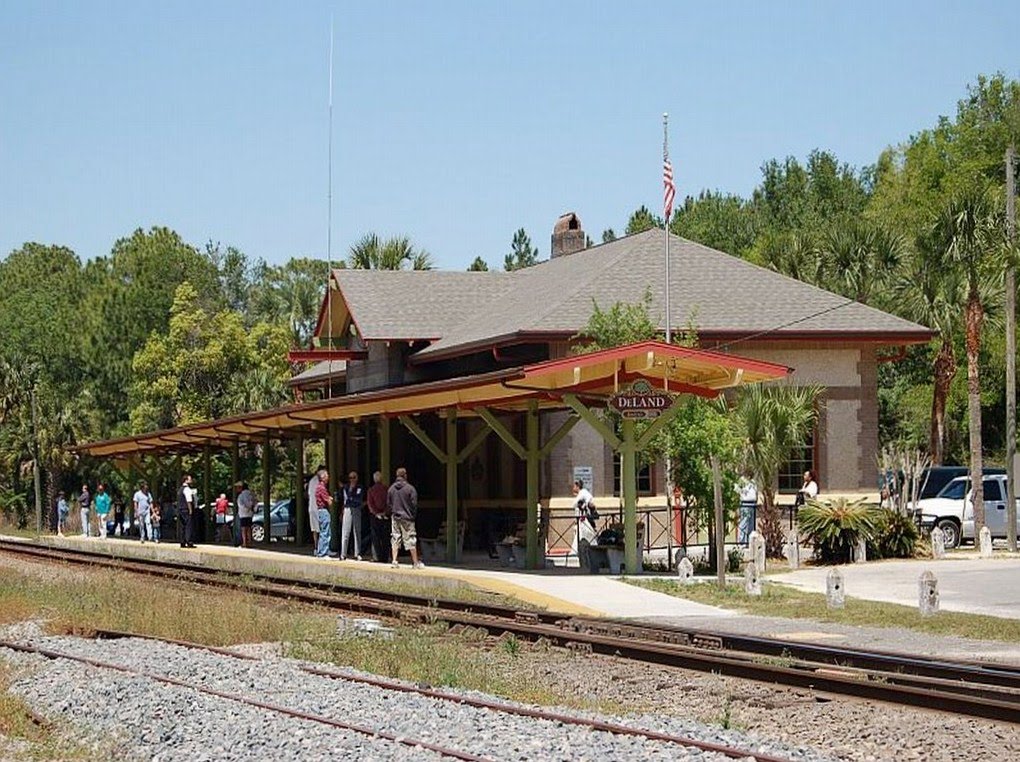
[177,474,196,548]
[314,468,333,558]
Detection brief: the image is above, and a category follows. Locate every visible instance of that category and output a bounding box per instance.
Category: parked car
[914,466,1005,501]
[912,474,1020,549]
[251,498,297,543]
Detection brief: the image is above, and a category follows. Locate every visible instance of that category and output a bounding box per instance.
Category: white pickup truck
[913,474,1020,549]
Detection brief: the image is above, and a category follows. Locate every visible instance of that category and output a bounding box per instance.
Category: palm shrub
[866,509,920,560]
[798,498,884,564]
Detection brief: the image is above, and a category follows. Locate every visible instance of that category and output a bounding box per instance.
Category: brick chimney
[550,212,585,258]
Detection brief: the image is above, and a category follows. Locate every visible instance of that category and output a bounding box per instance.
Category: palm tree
[347,233,434,271]
[822,221,903,305]
[760,230,823,286]
[933,185,1003,530]
[731,383,822,556]
[893,233,966,464]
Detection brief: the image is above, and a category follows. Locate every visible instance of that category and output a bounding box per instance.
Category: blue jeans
[738,502,756,544]
[316,509,332,557]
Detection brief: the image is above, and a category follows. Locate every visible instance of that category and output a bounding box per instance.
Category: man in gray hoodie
[387,467,422,569]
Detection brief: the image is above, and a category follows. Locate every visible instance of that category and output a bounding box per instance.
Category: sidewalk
[773,556,1020,620]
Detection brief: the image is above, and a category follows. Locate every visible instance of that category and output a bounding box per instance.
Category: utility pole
[1007,145,1017,553]
[30,386,42,534]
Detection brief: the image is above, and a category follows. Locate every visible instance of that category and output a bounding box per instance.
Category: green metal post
[262,431,272,546]
[621,418,638,574]
[203,446,212,540]
[330,422,342,554]
[295,433,306,545]
[445,409,459,563]
[379,417,391,484]
[525,402,541,570]
[231,440,240,543]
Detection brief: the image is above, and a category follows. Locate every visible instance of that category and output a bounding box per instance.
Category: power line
[712,295,862,352]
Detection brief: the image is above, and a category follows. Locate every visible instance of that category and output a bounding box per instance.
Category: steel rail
[4,539,1020,723]
[91,627,791,762]
[0,639,492,762]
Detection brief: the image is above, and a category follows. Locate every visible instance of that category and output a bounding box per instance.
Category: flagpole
[663,113,671,345]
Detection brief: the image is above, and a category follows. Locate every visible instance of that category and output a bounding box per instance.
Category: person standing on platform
[150,498,162,543]
[177,474,196,548]
[133,481,152,544]
[736,473,758,544]
[214,493,229,542]
[235,481,255,548]
[367,471,389,562]
[307,465,323,553]
[340,471,364,561]
[314,468,333,558]
[56,492,68,536]
[571,479,598,570]
[94,483,111,539]
[387,467,422,569]
[78,483,91,537]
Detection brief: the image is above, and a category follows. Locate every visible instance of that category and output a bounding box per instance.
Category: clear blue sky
[1,1,1017,270]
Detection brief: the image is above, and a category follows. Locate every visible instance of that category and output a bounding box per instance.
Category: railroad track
[3,537,1020,725]
[1,627,792,762]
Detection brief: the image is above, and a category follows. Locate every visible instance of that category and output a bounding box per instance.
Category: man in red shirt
[366,471,389,562]
[314,468,333,558]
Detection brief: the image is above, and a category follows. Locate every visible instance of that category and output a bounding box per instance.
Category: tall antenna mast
[326,17,335,399]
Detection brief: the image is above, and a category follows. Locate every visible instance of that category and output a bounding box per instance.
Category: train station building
[76,218,931,569]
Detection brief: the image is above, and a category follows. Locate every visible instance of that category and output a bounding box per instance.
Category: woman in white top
[799,470,819,502]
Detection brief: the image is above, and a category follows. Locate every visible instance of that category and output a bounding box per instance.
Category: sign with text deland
[609,379,674,419]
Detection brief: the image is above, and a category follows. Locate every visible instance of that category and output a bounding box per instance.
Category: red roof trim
[521,340,791,379]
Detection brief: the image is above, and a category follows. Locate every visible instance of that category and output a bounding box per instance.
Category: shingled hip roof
[327,229,932,361]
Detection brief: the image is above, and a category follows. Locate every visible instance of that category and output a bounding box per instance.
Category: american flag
[663,157,676,222]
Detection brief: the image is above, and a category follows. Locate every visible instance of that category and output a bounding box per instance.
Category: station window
[778,430,815,492]
[612,455,654,496]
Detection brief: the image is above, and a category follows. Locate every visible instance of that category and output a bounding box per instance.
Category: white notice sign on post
[572,466,594,492]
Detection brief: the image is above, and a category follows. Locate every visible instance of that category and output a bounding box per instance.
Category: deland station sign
[608,379,674,419]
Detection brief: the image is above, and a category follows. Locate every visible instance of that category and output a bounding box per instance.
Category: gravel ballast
[0,626,830,762]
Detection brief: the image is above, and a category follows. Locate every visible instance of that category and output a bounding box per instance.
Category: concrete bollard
[979,526,993,558]
[826,568,845,609]
[918,570,939,616]
[930,527,946,559]
[785,530,801,570]
[749,531,765,575]
[744,563,762,596]
[853,536,867,564]
[677,556,695,584]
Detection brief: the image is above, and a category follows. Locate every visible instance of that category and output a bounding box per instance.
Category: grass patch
[0,564,334,647]
[628,577,1020,644]
[286,627,621,712]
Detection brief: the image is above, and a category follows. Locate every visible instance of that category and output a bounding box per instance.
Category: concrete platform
[2,534,731,620]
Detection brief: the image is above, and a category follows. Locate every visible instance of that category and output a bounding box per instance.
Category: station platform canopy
[75,340,790,460]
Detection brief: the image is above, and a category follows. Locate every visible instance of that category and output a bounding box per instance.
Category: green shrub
[867,509,920,560]
[727,546,743,573]
[797,498,884,564]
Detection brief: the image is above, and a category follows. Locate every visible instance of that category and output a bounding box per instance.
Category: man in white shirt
[133,482,153,544]
[306,465,322,553]
[735,474,758,544]
[235,481,256,549]
[177,475,197,548]
[570,479,598,569]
